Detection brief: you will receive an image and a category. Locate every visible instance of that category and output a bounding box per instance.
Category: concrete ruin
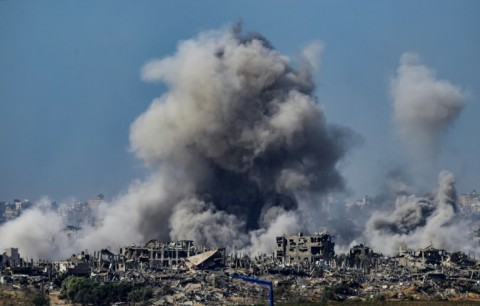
[54,252,91,276]
[119,239,198,270]
[1,248,21,268]
[398,244,447,270]
[185,249,226,270]
[2,235,480,305]
[347,244,383,268]
[276,232,335,264]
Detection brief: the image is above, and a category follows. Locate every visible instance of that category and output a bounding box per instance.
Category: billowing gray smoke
[391,52,466,169]
[3,31,471,261]
[0,27,356,259]
[365,171,470,255]
[133,27,356,252]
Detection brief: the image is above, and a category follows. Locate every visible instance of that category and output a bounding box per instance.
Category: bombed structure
[2,235,480,305]
[276,232,335,264]
[397,245,447,271]
[346,244,384,269]
[119,239,197,270]
[86,239,226,274]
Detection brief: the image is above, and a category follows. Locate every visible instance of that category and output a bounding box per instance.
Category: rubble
[276,232,335,265]
[2,237,480,305]
[185,248,226,270]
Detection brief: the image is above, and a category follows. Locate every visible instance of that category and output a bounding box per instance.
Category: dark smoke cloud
[0,26,357,258]
[132,27,358,253]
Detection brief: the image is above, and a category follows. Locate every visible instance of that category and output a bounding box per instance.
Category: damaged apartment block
[119,240,197,270]
[276,232,335,265]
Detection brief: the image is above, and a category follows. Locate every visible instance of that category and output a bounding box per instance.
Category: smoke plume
[132,27,356,253]
[0,26,357,259]
[0,198,74,259]
[391,52,466,169]
[365,170,471,255]
[3,31,471,261]
[360,54,470,255]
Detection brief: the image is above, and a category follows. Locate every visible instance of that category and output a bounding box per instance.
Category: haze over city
[0,0,479,260]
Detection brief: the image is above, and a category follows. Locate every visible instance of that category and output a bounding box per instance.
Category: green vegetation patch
[60,276,152,305]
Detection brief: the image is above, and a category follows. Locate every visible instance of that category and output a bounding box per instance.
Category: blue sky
[1,1,479,201]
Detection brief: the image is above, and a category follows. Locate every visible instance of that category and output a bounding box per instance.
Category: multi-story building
[119,239,199,270]
[1,199,33,222]
[13,199,32,211]
[459,190,480,215]
[276,232,335,264]
[3,204,20,221]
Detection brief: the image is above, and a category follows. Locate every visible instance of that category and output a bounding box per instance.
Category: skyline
[1,1,479,202]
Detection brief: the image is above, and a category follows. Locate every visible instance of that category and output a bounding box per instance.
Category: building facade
[276,232,335,264]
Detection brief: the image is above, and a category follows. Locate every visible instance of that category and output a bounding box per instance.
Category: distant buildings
[119,239,199,270]
[0,195,108,229]
[87,194,106,208]
[0,199,32,222]
[459,190,480,215]
[58,201,92,227]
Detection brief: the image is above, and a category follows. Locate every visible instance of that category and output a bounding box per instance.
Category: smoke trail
[0,26,357,259]
[391,52,466,171]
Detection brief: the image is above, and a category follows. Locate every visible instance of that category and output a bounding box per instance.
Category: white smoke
[0,198,73,259]
[391,52,466,170]
[365,171,471,255]
[360,53,471,255]
[248,208,302,255]
[169,197,249,248]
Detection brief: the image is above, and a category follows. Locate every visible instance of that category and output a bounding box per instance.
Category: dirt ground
[0,287,40,305]
[49,290,71,305]
[2,286,480,305]
[282,302,480,306]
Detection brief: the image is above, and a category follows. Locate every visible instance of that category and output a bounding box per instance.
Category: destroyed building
[119,239,198,270]
[398,244,447,270]
[54,252,91,276]
[347,244,383,268]
[1,248,21,268]
[91,248,118,273]
[3,235,480,305]
[185,249,226,270]
[276,232,335,264]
